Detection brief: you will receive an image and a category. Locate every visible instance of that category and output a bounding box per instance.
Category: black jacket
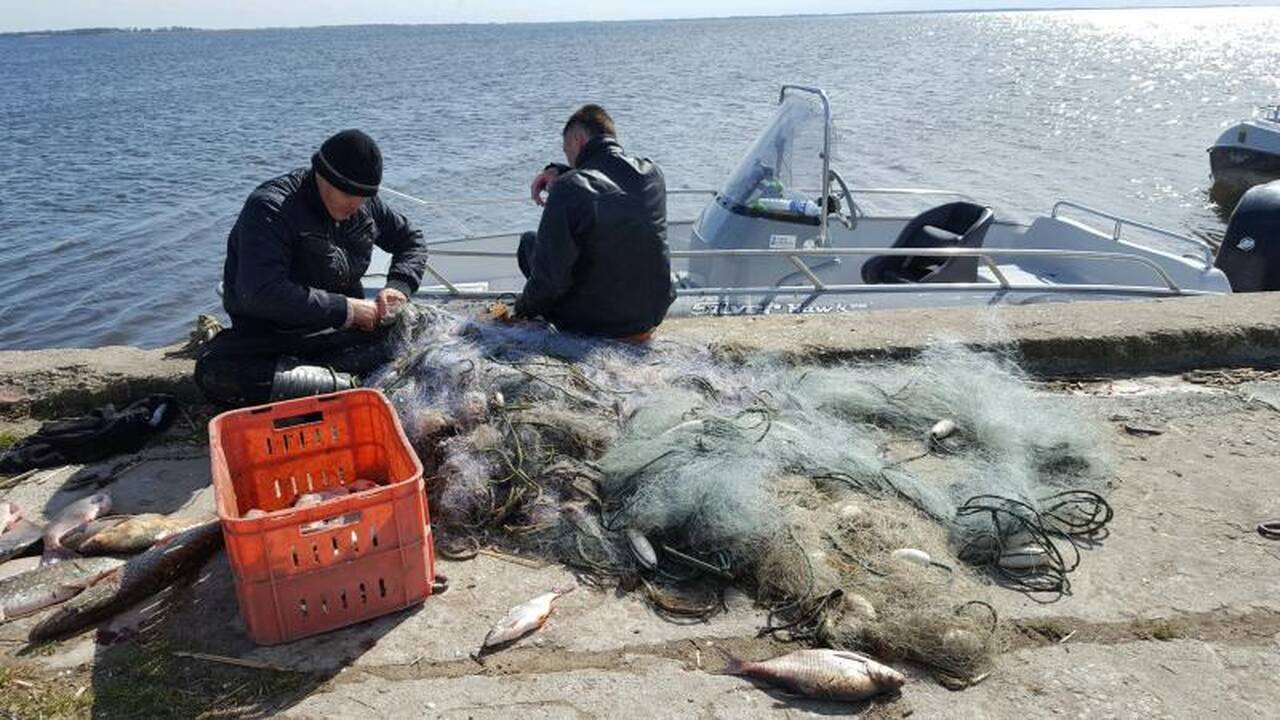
[515,136,674,337]
[222,169,428,333]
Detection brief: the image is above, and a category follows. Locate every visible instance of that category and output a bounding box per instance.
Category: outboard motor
[1216,180,1280,292]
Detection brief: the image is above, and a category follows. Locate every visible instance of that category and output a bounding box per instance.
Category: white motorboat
[371,85,1246,316]
[1209,104,1280,203]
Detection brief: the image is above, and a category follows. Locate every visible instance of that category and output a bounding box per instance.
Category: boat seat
[861,202,994,284]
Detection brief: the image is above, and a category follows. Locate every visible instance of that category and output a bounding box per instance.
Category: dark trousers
[193,325,397,407]
[517,230,536,279]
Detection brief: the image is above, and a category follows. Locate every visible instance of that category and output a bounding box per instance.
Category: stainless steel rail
[403,245,1190,297]
[1051,200,1214,266]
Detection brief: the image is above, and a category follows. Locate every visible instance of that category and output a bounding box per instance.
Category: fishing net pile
[369,305,1114,681]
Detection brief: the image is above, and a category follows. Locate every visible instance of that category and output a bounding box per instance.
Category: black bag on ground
[0,394,178,473]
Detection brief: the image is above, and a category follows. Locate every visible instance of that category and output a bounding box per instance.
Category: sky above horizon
[0,0,1271,33]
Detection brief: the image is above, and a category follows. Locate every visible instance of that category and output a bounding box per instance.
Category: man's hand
[348,298,380,332]
[375,287,408,324]
[530,168,561,206]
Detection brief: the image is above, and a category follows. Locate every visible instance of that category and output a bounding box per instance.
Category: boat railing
[1050,200,1215,267]
[409,186,973,247]
[397,244,1198,299]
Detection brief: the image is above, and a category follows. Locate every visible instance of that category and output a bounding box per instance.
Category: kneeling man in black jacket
[516,105,675,340]
[194,129,429,406]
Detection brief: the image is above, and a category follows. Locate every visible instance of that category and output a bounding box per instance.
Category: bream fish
[42,492,112,564]
[481,587,574,650]
[721,648,906,702]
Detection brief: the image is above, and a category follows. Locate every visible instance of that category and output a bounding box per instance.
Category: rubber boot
[269,359,356,400]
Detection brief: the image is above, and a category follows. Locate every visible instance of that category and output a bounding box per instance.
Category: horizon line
[0,2,1262,36]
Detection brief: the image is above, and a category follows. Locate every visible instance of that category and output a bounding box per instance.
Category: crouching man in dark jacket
[515,105,674,340]
[194,129,428,406]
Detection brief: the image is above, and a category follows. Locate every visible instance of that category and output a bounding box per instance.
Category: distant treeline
[1,26,199,38]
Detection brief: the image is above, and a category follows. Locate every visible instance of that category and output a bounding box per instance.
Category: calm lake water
[1,7,1278,349]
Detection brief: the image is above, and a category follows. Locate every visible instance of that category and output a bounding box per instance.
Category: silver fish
[481,587,574,650]
[42,492,112,564]
[721,648,907,701]
[0,556,123,623]
[30,520,223,642]
[0,520,45,564]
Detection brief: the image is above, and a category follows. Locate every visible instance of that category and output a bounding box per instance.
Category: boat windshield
[717,92,832,215]
[1261,104,1280,123]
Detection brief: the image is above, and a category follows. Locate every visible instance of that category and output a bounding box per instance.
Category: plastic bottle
[751,197,821,218]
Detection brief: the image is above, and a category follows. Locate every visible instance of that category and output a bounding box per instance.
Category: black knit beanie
[312,129,382,197]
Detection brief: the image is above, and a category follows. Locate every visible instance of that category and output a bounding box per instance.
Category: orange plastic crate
[209,389,433,645]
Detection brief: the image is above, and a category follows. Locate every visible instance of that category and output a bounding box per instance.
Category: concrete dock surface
[1,294,1279,719]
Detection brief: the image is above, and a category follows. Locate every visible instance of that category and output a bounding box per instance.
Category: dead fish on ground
[0,556,124,623]
[0,501,22,532]
[481,587,574,651]
[30,520,223,642]
[720,648,907,702]
[0,520,45,563]
[62,514,210,555]
[42,492,112,564]
[0,557,42,582]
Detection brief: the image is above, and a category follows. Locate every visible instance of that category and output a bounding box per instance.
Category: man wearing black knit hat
[194,129,429,406]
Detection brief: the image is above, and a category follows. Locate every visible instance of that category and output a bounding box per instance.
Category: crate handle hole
[378,578,387,598]
[331,536,340,558]
[312,544,320,565]
[265,437,274,455]
[298,431,307,448]
[340,591,348,609]
[291,546,299,567]
[274,411,324,430]
[350,529,359,553]
[273,478,282,499]
[298,598,308,618]
[370,529,379,548]
[320,598,329,615]
[359,582,368,604]
[299,511,360,536]
[283,434,290,452]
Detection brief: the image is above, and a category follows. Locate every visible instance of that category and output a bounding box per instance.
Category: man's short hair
[563,104,616,138]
